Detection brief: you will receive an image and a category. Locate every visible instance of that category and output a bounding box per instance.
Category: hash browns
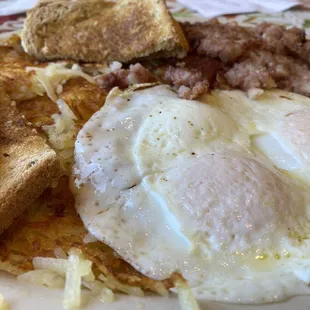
[0,40,171,294]
[17,78,107,129]
[0,176,171,293]
[0,35,44,101]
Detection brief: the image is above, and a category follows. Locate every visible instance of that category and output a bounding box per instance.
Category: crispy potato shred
[0,35,43,101]
[0,176,172,294]
[172,274,201,310]
[0,38,173,299]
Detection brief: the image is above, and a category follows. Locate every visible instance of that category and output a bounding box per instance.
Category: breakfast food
[2,1,310,309]
[0,177,171,294]
[182,20,310,96]
[21,0,189,63]
[0,38,173,305]
[0,83,61,235]
[105,20,310,100]
[73,85,310,303]
[0,34,45,101]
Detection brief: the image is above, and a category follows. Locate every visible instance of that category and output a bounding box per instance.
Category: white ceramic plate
[1,271,309,310]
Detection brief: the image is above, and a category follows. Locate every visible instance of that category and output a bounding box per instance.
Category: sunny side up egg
[72,85,310,304]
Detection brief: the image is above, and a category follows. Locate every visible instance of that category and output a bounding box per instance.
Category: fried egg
[73,85,310,304]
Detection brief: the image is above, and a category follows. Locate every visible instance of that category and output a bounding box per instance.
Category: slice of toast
[21,0,189,63]
[0,84,61,234]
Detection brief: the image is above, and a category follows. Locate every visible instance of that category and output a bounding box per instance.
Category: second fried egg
[73,86,310,304]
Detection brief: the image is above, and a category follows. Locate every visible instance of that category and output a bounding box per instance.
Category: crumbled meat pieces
[182,55,222,82]
[182,21,310,64]
[95,63,157,92]
[148,56,221,99]
[162,66,209,99]
[95,69,128,91]
[225,50,310,96]
[126,63,156,85]
[225,51,277,90]
[254,23,310,63]
[182,21,310,96]
[96,21,310,99]
[96,58,220,100]
[182,20,258,63]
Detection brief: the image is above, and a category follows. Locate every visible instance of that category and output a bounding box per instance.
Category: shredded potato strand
[174,277,201,310]
[31,248,96,309]
[82,280,105,294]
[63,252,82,309]
[17,270,65,288]
[26,63,95,102]
[54,247,68,259]
[42,98,77,172]
[83,233,97,244]
[0,294,9,310]
[33,256,94,281]
[100,287,114,303]
[152,282,169,297]
[33,257,69,275]
[13,247,124,309]
[99,274,144,297]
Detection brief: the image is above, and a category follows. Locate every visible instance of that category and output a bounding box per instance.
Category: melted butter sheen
[73,86,310,303]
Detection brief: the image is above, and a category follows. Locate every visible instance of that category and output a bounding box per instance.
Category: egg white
[73,86,310,304]
[204,90,310,186]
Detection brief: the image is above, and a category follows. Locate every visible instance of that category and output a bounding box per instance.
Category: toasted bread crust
[21,0,189,63]
[0,85,61,234]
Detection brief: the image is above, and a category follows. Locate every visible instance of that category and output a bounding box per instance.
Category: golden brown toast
[21,0,189,63]
[0,84,61,234]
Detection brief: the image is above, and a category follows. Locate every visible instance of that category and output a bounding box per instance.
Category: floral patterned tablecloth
[1,1,310,38]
